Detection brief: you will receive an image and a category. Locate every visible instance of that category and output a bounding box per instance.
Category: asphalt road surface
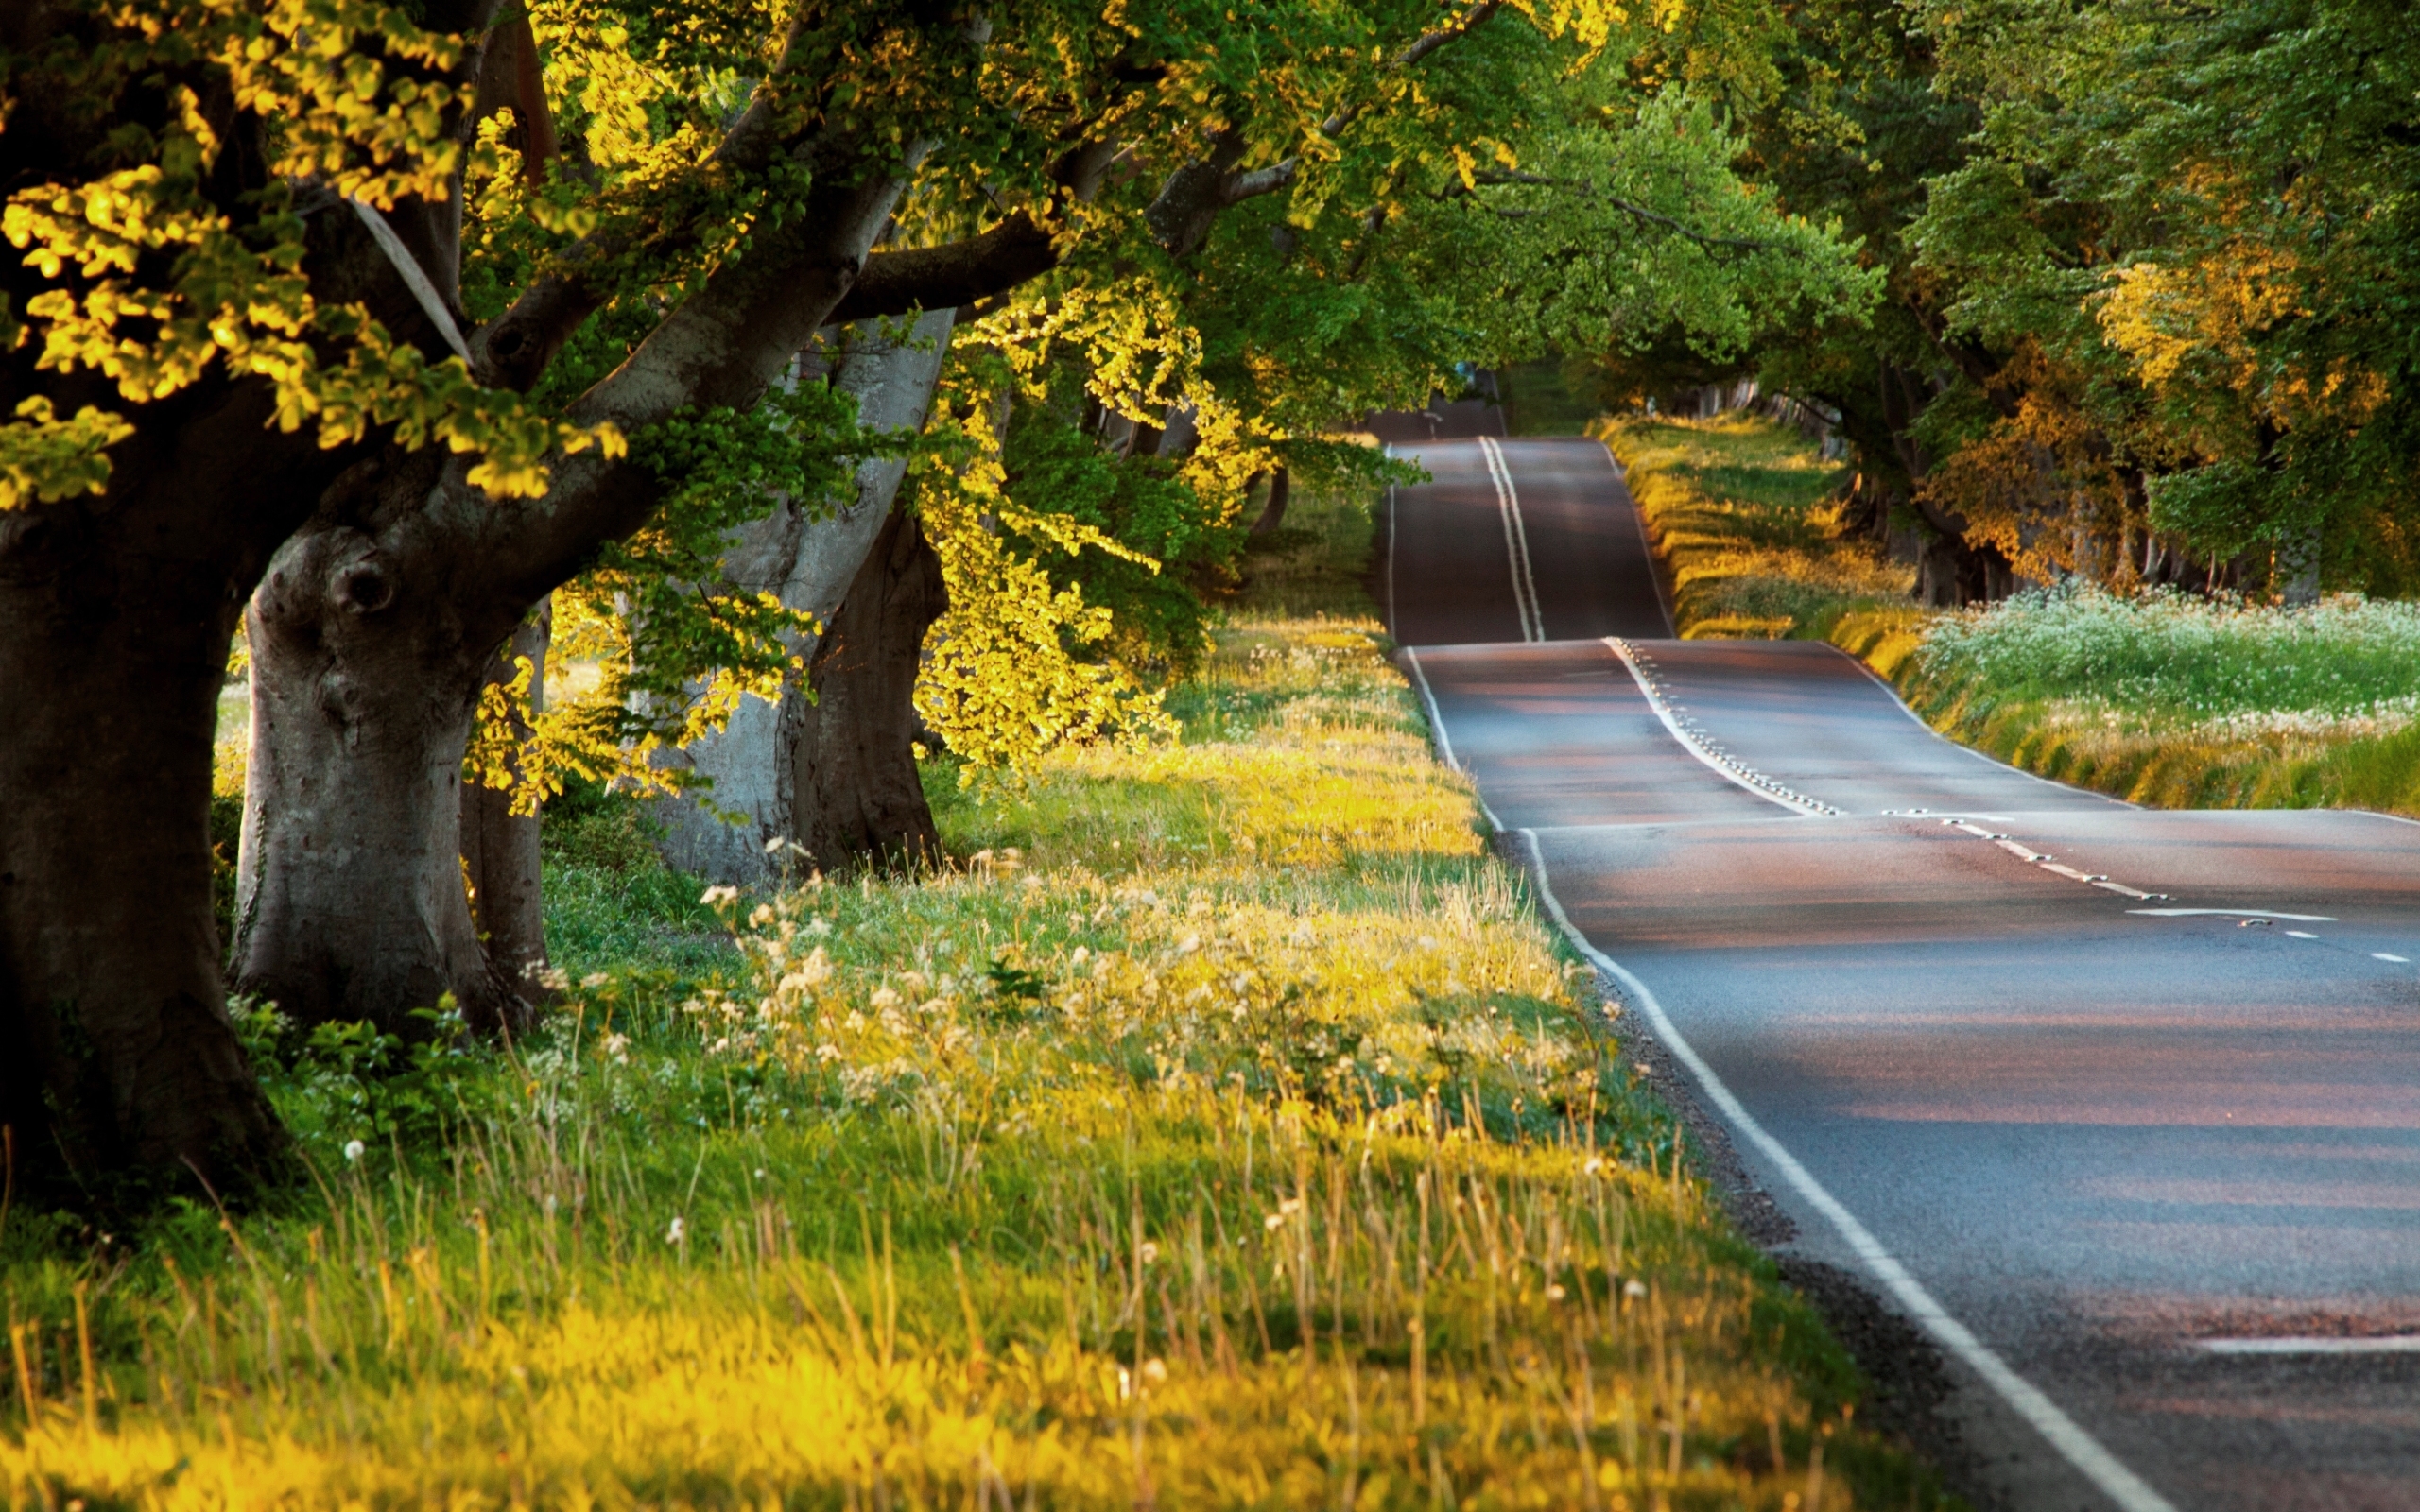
[1382,421,2420,1512]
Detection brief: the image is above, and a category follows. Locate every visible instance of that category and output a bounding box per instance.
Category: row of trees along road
[1582,0,2416,606]
[0,0,1876,1203]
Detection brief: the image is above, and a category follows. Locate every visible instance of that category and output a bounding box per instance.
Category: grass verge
[6,485,1947,1509]
[1606,410,2420,817]
[1595,416,1911,642]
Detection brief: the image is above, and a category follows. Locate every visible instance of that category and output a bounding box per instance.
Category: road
[1381,421,2420,1512]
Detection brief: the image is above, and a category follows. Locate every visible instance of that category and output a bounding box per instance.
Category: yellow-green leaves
[0,400,137,509]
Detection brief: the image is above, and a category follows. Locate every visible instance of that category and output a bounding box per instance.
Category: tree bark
[653,309,956,883]
[0,471,288,1201]
[790,504,947,874]
[233,451,528,1038]
[460,601,553,1002]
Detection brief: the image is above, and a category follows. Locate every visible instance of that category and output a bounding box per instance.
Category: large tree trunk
[233,452,527,1039]
[653,308,956,884]
[791,504,948,873]
[460,601,553,1003]
[0,497,285,1201]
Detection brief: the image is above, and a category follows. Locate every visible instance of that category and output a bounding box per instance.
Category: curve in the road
[1384,432,2420,1512]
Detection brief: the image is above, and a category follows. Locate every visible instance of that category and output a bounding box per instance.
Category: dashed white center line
[2286,930,2318,939]
[2374,952,2409,963]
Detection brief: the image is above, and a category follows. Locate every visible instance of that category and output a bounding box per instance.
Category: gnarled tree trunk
[233,140,918,1037]
[790,503,947,873]
[653,309,955,884]
[233,452,528,1038]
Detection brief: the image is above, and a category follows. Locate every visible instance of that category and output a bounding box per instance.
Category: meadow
[1605,412,2420,816]
[2,489,1944,1509]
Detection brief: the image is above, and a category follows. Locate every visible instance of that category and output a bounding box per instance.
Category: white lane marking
[2093,880,2160,900]
[1401,648,1503,833]
[2375,953,2409,963]
[2203,1336,2420,1356]
[1602,638,1838,816]
[1515,828,2179,1512]
[1593,437,1677,635]
[1478,437,1544,641]
[2286,930,2318,938]
[1943,820,2169,900]
[2126,908,2337,922]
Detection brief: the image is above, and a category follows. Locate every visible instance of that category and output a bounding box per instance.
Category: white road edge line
[1601,638,1837,816]
[1478,436,1544,642]
[1515,828,2181,1512]
[1401,648,1504,833]
[2202,1336,2420,1355]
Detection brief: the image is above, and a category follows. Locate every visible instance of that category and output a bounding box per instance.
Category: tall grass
[1,487,1947,1509]
[1900,587,2420,811]
[1596,416,1911,640]
[1919,586,2420,732]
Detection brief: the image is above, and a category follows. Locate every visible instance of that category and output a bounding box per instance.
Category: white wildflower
[343,1139,366,1164]
[666,1216,685,1245]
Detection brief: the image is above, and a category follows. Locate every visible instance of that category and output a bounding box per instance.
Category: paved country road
[1381,420,2420,1512]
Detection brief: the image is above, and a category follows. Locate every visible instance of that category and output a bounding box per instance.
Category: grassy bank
[4,485,1945,1509]
[1596,416,1912,643]
[1605,411,2420,816]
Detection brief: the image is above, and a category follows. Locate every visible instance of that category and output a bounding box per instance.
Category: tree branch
[827,211,1063,323]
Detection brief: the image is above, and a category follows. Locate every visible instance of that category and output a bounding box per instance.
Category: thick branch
[827,210,1062,323]
[468,19,816,393]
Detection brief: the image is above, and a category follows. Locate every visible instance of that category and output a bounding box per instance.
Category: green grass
[1897,587,2420,811]
[5,486,1952,1509]
[1598,416,1912,640]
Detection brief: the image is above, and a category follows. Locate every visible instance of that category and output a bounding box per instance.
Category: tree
[0,0,584,1196]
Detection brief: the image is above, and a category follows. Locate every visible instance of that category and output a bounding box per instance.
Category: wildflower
[1546,1283,1567,1301]
[1624,1280,1648,1300]
[750,903,777,927]
[600,1032,631,1064]
[1140,1357,1167,1385]
[1177,933,1201,954]
[815,1043,843,1062]
[870,987,903,1011]
[1263,1196,1303,1231]
[581,972,612,990]
[666,1216,686,1245]
[1137,1241,1161,1266]
[1071,946,1090,966]
[700,885,740,907]
[1583,1156,1608,1177]
[343,1139,366,1163]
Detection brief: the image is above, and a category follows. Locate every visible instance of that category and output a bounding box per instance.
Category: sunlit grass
[2,488,1949,1508]
[1902,587,2420,811]
[1598,415,1909,639]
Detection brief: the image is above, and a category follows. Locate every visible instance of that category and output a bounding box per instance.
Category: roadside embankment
[4,487,1944,1508]
[1604,413,2420,816]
